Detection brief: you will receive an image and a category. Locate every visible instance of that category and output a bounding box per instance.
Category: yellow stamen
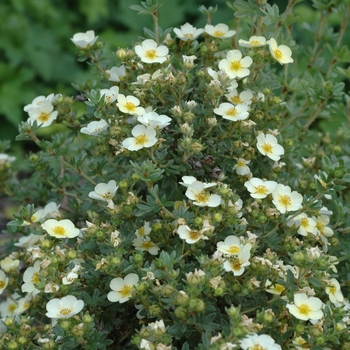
[102,191,111,199]
[255,185,268,195]
[262,143,273,153]
[195,190,210,203]
[125,102,136,112]
[38,113,50,122]
[250,40,260,46]
[135,134,147,145]
[145,50,157,60]
[274,49,282,59]
[279,195,291,206]
[0,281,5,288]
[231,96,242,104]
[228,246,240,254]
[53,226,66,236]
[31,272,39,284]
[59,308,72,315]
[230,61,242,71]
[226,108,237,117]
[213,30,224,37]
[141,241,154,250]
[299,303,311,315]
[189,230,201,240]
[119,285,132,298]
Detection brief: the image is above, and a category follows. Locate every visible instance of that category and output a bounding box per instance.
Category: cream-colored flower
[173,23,204,41]
[0,270,9,295]
[135,39,168,64]
[122,125,157,151]
[70,30,98,48]
[46,295,84,319]
[238,36,267,48]
[185,181,221,207]
[88,180,118,208]
[240,333,281,350]
[132,236,159,255]
[244,177,277,199]
[21,260,41,295]
[80,120,109,136]
[41,219,80,239]
[107,273,139,303]
[286,293,323,321]
[177,224,209,244]
[223,244,252,276]
[268,38,293,65]
[325,278,344,305]
[256,133,284,161]
[0,257,20,273]
[214,102,249,121]
[116,94,145,115]
[272,184,303,214]
[218,50,253,79]
[204,23,236,38]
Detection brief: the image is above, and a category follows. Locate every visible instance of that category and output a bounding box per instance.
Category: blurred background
[0,0,348,149]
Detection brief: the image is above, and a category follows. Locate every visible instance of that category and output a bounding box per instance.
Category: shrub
[1,0,350,349]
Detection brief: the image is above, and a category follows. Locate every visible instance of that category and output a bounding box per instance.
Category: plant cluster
[1,0,350,349]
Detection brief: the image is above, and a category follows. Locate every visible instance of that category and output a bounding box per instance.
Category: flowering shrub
[1,0,350,349]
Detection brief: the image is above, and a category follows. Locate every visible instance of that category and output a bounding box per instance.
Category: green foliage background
[0,0,349,145]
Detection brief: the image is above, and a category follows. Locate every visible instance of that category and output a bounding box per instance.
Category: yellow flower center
[255,185,268,195]
[279,195,291,206]
[138,227,145,236]
[31,272,39,284]
[262,143,273,153]
[189,230,201,240]
[102,191,111,199]
[252,345,264,350]
[125,102,136,112]
[230,61,242,71]
[328,285,337,294]
[299,303,311,315]
[53,226,66,236]
[274,284,285,293]
[232,259,242,270]
[145,49,157,60]
[250,40,260,46]
[300,217,309,228]
[237,160,246,167]
[228,246,240,254]
[119,285,132,298]
[213,30,225,37]
[38,113,50,122]
[184,33,194,39]
[141,241,154,250]
[59,307,72,315]
[226,108,237,117]
[9,303,17,313]
[135,134,147,145]
[0,280,5,288]
[195,190,210,203]
[230,96,242,104]
[316,222,324,231]
[274,49,283,59]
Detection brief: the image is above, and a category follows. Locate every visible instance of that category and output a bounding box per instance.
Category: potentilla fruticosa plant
[1,0,350,349]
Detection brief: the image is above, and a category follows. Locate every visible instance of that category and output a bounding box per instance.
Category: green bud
[152,222,162,231]
[162,284,175,296]
[116,48,127,58]
[285,139,294,147]
[213,213,223,223]
[18,337,27,345]
[82,314,93,323]
[194,217,203,226]
[292,251,305,264]
[175,291,189,305]
[148,304,162,316]
[4,317,14,326]
[41,239,52,249]
[60,320,70,330]
[168,269,179,279]
[133,253,143,264]
[72,324,85,337]
[8,341,18,350]
[295,323,304,333]
[214,287,225,296]
[67,250,77,260]
[263,312,273,323]
[315,336,325,346]
[174,306,187,319]
[188,298,205,312]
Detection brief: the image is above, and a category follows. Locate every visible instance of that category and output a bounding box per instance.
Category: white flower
[214,102,249,121]
[137,111,172,129]
[108,65,126,82]
[135,222,152,237]
[116,94,145,115]
[107,273,139,303]
[185,181,221,207]
[41,219,80,239]
[315,215,334,238]
[265,280,285,295]
[27,101,58,127]
[100,86,119,103]
[0,257,20,273]
[223,244,252,276]
[70,30,98,48]
[14,233,43,249]
[225,89,253,105]
[244,177,277,199]
[177,225,209,244]
[24,93,61,112]
[218,50,253,79]
[0,296,18,317]
[256,133,284,161]
[134,39,168,64]
[173,23,204,41]
[133,236,159,255]
[45,295,84,319]
[122,125,157,151]
[268,38,294,65]
[0,153,16,165]
[217,235,244,255]
[239,333,281,350]
[0,270,9,295]
[182,55,197,68]
[287,213,317,236]
[238,36,267,48]
[233,158,251,176]
[21,260,41,295]
[88,180,118,208]
[80,120,109,136]
[286,293,324,321]
[272,184,303,214]
[325,278,344,305]
[179,176,216,188]
[204,23,236,38]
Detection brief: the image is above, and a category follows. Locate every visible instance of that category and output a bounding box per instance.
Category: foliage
[1,0,350,349]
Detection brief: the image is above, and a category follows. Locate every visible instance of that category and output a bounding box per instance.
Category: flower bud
[213,213,223,223]
[8,341,18,350]
[18,337,27,345]
[148,304,162,316]
[82,314,93,324]
[72,324,85,337]
[175,291,189,305]
[116,48,127,58]
[188,298,205,312]
[161,284,175,296]
[174,306,187,319]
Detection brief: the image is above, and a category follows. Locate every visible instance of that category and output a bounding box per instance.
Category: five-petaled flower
[116,94,145,115]
[272,184,303,214]
[80,120,109,136]
[286,293,324,321]
[239,333,281,350]
[238,35,267,48]
[122,125,158,151]
[88,180,118,208]
[214,102,249,121]
[185,181,221,207]
[204,23,236,38]
[218,49,253,79]
[177,224,209,244]
[269,38,294,65]
[107,273,139,303]
[27,101,58,127]
[46,295,84,319]
[244,177,277,199]
[173,23,204,41]
[70,30,98,49]
[41,219,80,239]
[134,39,169,64]
[256,133,285,161]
